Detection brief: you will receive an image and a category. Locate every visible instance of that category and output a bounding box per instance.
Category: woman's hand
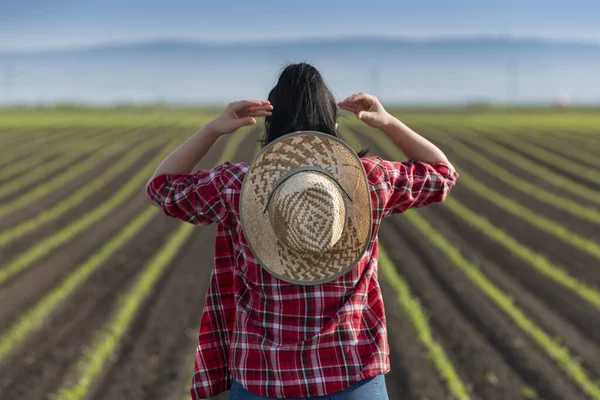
[340,93,450,165]
[147,100,272,183]
[338,93,392,130]
[207,100,273,135]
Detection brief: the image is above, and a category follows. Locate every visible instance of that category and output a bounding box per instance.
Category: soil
[0,125,599,400]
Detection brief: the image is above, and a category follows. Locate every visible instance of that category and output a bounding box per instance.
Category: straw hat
[240,131,372,285]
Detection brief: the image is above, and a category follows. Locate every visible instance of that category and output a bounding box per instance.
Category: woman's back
[145,62,458,400]
[147,153,457,398]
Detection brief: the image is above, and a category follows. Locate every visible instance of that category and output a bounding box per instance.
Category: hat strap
[262,166,353,214]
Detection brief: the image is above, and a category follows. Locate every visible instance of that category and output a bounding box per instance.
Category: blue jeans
[228,375,388,400]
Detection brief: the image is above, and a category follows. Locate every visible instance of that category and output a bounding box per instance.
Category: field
[0,107,599,400]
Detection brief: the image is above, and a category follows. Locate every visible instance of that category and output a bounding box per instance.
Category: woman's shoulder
[360,156,391,178]
[212,161,250,190]
[360,156,386,168]
[218,161,250,173]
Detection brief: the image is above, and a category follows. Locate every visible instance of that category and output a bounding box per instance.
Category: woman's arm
[147,100,272,184]
[380,117,449,164]
[339,92,458,215]
[148,125,221,183]
[145,100,272,227]
[338,92,450,166]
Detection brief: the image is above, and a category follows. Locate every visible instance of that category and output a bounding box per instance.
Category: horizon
[3,33,600,54]
[1,36,598,106]
[2,1,599,107]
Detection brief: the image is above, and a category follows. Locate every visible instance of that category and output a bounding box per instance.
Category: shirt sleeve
[146,162,241,227]
[368,156,459,217]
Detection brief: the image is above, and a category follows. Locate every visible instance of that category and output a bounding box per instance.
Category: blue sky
[1,0,599,51]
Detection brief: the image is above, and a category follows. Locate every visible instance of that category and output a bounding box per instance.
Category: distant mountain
[0,37,599,106]
[3,36,600,55]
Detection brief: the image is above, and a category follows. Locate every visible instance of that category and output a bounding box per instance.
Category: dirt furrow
[89,226,216,400]
[484,136,600,191]
[0,190,150,328]
[424,203,600,345]
[0,143,161,258]
[0,129,162,225]
[378,275,449,400]
[436,145,600,240]
[385,215,590,400]
[0,126,143,190]
[0,154,61,186]
[520,136,600,170]
[0,213,180,399]
[0,129,227,400]
[453,136,600,210]
[355,128,596,399]
[419,204,600,380]
[448,178,600,285]
[0,152,92,204]
[380,219,539,400]
[86,132,257,400]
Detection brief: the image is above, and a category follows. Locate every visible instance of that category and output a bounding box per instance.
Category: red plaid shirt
[146,156,458,399]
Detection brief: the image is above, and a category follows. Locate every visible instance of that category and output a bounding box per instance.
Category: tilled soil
[424,203,600,345]
[87,132,255,400]
[0,140,164,248]
[0,128,227,400]
[0,153,61,186]
[0,211,181,399]
[381,219,545,400]
[437,139,600,240]
[1,124,599,400]
[483,136,600,192]
[419,205,600,381]
[357,128,600,399]
[377,243,457,400]
[89,223,219,400]
[522,139,600,170]
[453,136,600,210]
[445,181,600,285]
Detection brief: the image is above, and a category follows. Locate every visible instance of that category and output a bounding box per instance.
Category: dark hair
[261,63,368,157]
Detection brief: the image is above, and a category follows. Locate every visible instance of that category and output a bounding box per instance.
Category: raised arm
[380,117,449,164]
[147,100,272,184]
[145,100,272,227]
[338,92,450,166]
[339,92,458,215]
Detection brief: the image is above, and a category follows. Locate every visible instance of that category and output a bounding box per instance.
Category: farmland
[0,108,599,400]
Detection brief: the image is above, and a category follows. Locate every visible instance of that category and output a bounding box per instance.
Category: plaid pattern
[147,156,458,399]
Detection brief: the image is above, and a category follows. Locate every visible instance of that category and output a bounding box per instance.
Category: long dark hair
[261,63,368,157]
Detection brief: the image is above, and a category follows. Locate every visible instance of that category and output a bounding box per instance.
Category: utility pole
[3,62,14,105]
[370,66,380,96]
[507,58,518,106]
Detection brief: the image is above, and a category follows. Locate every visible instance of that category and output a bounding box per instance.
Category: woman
[146,63,458,400]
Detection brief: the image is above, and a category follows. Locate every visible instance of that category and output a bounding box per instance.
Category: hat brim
[240,131,372,285]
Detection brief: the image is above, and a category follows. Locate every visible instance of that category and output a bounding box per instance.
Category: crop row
[436,133,600,225]
[342,127,600,398]
[454,132,600,204]
[454,126,600,186]
[0,133,169,247]
[0,126,161,218]
[0,125,145,182]
[0,132,186,285]
[0,126,92,167]
[341,128,473,400]
[48,127,246,400]
[360,128,600,307]
[402,116,600,171]
[0,125,144,201]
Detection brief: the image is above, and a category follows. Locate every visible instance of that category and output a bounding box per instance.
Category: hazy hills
[1,37,599,106]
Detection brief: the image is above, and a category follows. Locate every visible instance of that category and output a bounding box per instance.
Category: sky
[1,0,599,51]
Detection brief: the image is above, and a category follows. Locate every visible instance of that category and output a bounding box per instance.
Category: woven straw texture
[240,131,371,285]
